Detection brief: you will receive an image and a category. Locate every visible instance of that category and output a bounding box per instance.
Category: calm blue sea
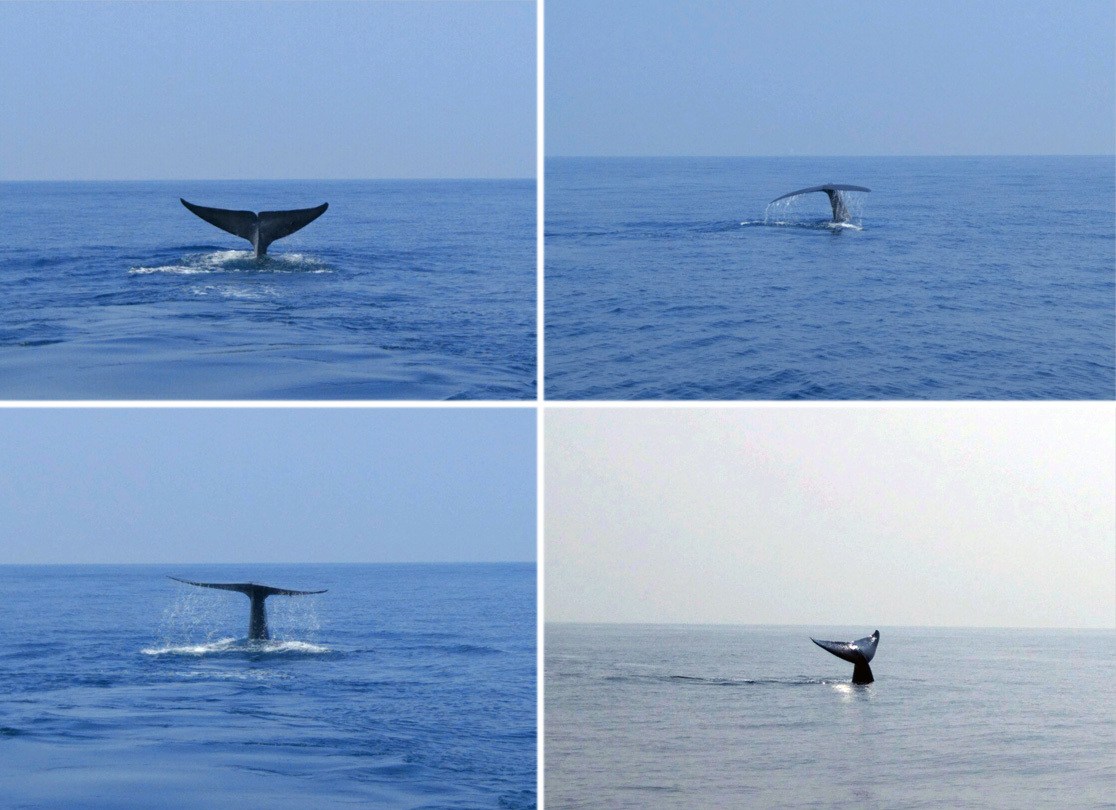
[546,624,1115,809]
[545,157,1115,399]
[0,180,535,399]
[0,564,536,809]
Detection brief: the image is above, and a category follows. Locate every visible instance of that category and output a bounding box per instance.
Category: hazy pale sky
[546,406,1115,629]
[0,1,535,180]
[0,408,535,564]
[548,0,1115,156]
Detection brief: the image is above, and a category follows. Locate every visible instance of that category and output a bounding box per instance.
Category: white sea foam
[129,265,210,275]
[141,638,330,656]
[744,219,862,231]
[129,250,331,276]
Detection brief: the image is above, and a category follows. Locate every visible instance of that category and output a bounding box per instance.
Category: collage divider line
[536,2,546,804]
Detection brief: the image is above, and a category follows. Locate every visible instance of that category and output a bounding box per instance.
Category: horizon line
[546,619,1115,632]
[0,176,538,184]
[547,153,1115,160]
[0,560,536,567]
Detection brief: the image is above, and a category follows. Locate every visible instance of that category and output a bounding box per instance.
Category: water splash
[763,195,802,224]
[157,588,228,646]
[754,190,867,229]
[268,594,323,642]
[148,587,325,653]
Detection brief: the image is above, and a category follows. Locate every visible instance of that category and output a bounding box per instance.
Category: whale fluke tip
[811,630,879,684]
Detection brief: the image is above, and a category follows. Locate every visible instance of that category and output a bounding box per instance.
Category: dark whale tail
[811,630,879,684]
[769,184,870,223]
[169,576,327,640]
[180,199,328,257]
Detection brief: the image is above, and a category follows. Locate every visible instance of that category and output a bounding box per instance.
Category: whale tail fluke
[167,577,327,598]
[180,199,328,257]
[811,630,879,684]
[768,184,870,223]
[179,200,257,241]
[257,204,329,251]
[168,576,327,640]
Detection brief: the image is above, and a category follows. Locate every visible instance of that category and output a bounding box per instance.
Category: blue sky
[0,409,536,564]
[0,1,535,180]
[548,0,1115,156]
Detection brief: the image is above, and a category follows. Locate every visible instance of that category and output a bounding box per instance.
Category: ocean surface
[0,564,536,809]
[546,624,1115,810]
[0,180,535,399]
[545,157,1115,399]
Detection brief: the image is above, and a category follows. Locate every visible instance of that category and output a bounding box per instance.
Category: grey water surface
[546,623,1114,809]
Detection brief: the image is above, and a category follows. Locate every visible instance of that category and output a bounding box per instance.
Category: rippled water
[0,180,535,399]
[545,156,1115,399]
[546,624,1115,809]
[0,564,536,809]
